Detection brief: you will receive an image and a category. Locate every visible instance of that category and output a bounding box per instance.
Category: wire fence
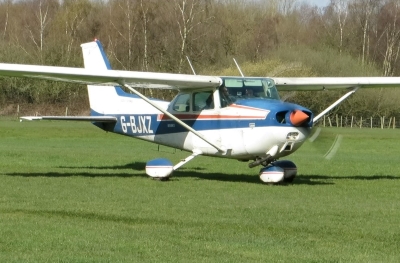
[319,115,398,129]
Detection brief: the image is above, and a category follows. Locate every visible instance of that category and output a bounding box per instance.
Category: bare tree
[140,0,149,71]
[264,0,298,15]
[54,0,93,64]
[33,0,49,55]
[174,0,206,73]
[21,0,58,63]
[331,0,350,54]
[278,0,298,15]
[0,0,11,40]
[379,1,400,76]
[349,0,381,65]
[106,0,138,70]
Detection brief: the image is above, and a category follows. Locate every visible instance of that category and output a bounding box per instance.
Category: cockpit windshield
[219,77,280,106]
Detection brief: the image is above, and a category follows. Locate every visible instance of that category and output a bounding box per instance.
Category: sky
[302,0,330,8]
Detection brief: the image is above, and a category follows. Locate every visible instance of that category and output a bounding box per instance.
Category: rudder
[81,40,120,115]
[81,40,111,70]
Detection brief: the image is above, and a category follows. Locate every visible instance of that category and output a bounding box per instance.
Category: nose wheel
[253,159,297,184]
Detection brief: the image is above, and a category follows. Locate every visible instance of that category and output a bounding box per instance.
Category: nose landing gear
[250,154,297,184]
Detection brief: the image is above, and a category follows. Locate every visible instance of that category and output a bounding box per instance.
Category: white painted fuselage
[89,86,311,161]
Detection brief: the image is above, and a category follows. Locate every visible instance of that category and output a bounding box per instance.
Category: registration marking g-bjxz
[121,115,154,134]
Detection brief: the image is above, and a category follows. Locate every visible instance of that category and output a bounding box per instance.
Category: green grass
[1,119,400,262]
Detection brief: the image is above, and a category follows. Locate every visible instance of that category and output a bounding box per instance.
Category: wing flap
[0,63,222,89]
[273,77,400,91]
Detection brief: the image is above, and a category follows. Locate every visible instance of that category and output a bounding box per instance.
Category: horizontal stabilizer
[20,116,117,122]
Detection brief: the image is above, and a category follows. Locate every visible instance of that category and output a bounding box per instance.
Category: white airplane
[1,40,400,184]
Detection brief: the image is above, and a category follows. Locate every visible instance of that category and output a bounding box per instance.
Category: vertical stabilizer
[81,40,112,70]
[81,40,119,115]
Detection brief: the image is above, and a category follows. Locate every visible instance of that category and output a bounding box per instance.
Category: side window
[193,91,213,111]
[172,93,190,112]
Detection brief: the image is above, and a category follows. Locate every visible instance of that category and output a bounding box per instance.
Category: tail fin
[81,39,112,70]
[81,40,119,115]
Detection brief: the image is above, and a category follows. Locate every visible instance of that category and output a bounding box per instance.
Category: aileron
[273,77,400,91]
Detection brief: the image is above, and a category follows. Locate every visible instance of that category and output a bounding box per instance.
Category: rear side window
[193,91,213,111]
[172,93,190,112]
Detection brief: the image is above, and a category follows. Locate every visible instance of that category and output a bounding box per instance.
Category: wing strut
[313,87,358,123]
[173,150,202,171]
[233,58,245,77]
[186,56,196,75]
[121,83,225,153]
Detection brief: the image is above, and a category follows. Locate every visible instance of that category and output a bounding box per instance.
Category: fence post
[394,117,396,129]
[351,116,354,128]
[360,116,362,128]
[65,107,68,116]
[388,117,392,129]
[16,104,20,119]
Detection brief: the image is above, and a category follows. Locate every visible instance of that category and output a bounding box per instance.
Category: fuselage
[91,77,314,161]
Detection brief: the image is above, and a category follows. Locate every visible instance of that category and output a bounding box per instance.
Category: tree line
[1,0,400,118]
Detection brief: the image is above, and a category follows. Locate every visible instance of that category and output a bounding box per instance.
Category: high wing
[2,63,400,91]
[0,63,222,89]
[273,77,400,91]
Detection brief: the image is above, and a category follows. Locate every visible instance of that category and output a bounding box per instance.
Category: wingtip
[20,116,43,121]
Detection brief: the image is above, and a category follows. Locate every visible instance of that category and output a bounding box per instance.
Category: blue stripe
[89,112,311,136]
[235,98,309,112]
[146,158,173,167]
[95,40,112,70]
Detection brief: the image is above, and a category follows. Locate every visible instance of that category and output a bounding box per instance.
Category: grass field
[1,118,400,262]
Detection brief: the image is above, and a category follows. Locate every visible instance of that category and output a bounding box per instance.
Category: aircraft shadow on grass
[301,174,400,181]
[0,208,178,226]
[4,162,399,185]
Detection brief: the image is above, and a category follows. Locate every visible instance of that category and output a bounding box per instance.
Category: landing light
[286,132,299,140]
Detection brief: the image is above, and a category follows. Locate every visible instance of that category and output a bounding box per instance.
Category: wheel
[272,160,297,183]
[153,177,170,181]
[283,174,296,183]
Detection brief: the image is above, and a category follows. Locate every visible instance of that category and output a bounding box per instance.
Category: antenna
[186,56,196,75]
[233,58,245,77]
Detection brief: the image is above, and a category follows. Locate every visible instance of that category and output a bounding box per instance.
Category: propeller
[307,127,343,160]
[304,88,358,160]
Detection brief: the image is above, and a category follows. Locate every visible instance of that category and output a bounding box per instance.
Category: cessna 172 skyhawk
[1,40,400,184]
